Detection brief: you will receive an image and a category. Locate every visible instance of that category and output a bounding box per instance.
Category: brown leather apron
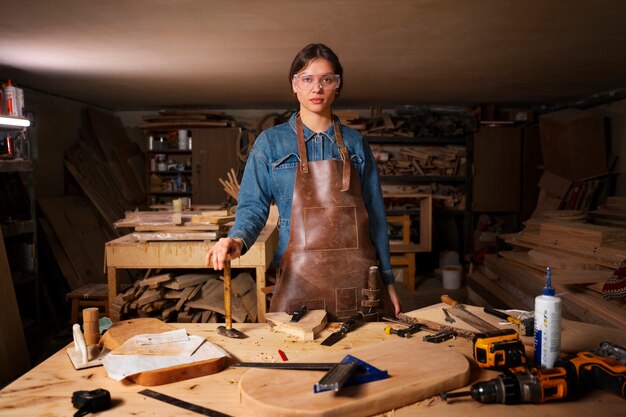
[269,116,393,321]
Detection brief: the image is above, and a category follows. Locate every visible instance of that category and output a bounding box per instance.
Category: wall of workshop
[23,89,87,198]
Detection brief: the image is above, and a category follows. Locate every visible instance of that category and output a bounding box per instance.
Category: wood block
[265,310,327,341]
[175,287,195,311]
[136,288,163,307]
[163,273,212,290]
[138,273,172,287]
[239,337,469,417]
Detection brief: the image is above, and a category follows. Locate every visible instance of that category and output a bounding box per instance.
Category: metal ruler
[138,389,232,417]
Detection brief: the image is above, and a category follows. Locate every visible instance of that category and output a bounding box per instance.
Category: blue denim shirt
[228,112,394,285]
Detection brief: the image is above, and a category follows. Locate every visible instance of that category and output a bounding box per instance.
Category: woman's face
[292,58,339,117]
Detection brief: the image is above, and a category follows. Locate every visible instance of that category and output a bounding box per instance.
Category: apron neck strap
[296,115,351,192]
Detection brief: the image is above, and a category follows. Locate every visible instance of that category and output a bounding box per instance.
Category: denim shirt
[228,113,394,285]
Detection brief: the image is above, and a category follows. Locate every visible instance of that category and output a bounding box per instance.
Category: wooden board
[265,310,328,341]
[0,228,30,385]
[239,337,470,417]
[100,318,227,386]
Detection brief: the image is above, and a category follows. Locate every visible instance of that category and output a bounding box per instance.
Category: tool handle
[223,261,232,329]
[368,266,379,292]
[341,313,363,333]
[484,306,511,321]
[441,294,460,308]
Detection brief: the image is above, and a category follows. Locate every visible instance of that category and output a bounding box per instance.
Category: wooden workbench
[105,210,278,322]
[1,305,625,416]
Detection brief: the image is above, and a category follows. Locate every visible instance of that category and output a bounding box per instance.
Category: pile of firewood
[109,271,257,323]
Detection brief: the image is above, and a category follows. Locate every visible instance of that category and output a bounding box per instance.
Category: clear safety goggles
[292,73,341,91]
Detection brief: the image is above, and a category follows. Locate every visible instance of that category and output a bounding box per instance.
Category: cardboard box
[539,109,607,181]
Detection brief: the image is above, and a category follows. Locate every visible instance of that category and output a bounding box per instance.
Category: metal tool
[442,308,455,323]
[320,313,363,346]
[139,389,232,417]
[384,323,424,338]
[483,306,534,336]
[365,266,380,315]
[217,261,246,339]
[440,295,498,332]
[234,355,389,394]
[290,305,307,322]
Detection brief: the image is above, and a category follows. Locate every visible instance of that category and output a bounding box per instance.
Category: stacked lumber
[64,108,145,236]
[139,110,236,129]
[374,145,466,177]
[468,213,626,329]
[345,108,477,138]
[109,271,257,323]
[113,209,233,242]
[588,196,626,227]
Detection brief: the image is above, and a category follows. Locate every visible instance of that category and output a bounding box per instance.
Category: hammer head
[217,325,247,339]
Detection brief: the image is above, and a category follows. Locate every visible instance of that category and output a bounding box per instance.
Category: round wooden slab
[239,337,470,417]
[101,317,228,386]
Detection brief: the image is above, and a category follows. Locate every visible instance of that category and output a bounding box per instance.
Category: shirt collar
[289,112,338,143]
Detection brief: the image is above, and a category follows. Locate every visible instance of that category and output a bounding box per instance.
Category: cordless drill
[442,344,626,404]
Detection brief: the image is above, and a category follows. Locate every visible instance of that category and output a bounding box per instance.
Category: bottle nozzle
[542,266,555,296]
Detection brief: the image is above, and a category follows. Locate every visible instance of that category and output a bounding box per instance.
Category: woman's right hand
[206,237,244,270]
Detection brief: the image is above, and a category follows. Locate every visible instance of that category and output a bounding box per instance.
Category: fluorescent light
[0,116,30,127]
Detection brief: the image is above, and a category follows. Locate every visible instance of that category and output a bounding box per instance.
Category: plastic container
[178,130,188,150]
[533,266,562,368]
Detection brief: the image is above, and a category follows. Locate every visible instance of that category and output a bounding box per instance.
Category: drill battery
[473,328,527,370]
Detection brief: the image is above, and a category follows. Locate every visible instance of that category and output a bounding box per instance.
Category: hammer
[217,260,246,338]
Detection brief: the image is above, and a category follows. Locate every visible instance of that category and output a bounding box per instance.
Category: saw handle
[441,294,460,308]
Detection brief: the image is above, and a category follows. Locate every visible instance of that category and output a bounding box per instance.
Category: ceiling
[1,0,626,111]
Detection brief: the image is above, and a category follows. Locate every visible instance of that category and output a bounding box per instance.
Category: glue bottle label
[533,295,562,368]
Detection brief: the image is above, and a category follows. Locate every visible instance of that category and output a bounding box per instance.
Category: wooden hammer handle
[440,294,460,308]
[223,261,232,329]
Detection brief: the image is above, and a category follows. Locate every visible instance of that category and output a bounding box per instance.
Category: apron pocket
[303,205,358,251]
[335,287,359,314]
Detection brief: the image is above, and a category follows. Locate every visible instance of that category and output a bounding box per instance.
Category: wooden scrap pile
[114,209,234,242]
[139,110,237,129]
[468,212,626,329]
[374,145,466,177]
[110,272,257,323]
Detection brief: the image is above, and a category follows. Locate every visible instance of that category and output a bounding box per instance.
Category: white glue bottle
[533,266,562,368]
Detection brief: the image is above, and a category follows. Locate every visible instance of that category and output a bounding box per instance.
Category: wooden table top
[1,307,624,416]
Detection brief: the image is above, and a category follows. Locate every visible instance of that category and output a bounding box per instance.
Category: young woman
[207,43,401,320]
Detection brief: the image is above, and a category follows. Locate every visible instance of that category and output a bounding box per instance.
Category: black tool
[384,323,424,338]
[139,389,233,417]
[320,313,363,346]
[442,308,456,323]
[423,330,455,343]
[72,388,111,417]
[290,305,307,322]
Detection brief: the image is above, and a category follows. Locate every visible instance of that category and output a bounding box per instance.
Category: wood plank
[265,310,327,341]
[162,273,211,290]
[239,336,470,417]
[0,228,30,385]
[499,251,613,284]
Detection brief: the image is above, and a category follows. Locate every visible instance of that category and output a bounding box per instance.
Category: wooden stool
[67,283,109,324]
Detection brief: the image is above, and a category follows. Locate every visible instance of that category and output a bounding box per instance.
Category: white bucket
[441,264,463,289]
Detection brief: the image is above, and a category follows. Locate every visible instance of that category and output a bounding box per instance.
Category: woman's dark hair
[289,43,344,95]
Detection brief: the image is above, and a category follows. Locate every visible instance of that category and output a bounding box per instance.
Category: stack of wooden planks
[110,271,257,323]
[468,214,626,329]
[139,110,236,129]
[114,209,234,242]
[588,196,626,228]
[374,145,466,177]
[345,108,477,138]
